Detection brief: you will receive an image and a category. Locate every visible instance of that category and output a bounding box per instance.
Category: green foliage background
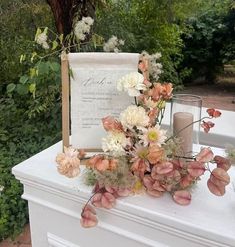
[0,0,234,240]
[0,0,61,239]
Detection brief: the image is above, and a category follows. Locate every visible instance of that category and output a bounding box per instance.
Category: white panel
[69,52,139,149]
[48,233,80,247]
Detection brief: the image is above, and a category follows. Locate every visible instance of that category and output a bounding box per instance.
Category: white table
[12,142,235,247]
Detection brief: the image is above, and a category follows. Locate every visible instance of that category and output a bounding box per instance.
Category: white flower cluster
[74,17,94,41]
[103,35,125,53]
[102,131,129,157]
[117,72,146,97]
[141,51,163,80]
[120,105,150,130]
[35,31,49,50]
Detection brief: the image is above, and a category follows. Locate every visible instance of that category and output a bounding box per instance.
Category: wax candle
[173,112,193,156]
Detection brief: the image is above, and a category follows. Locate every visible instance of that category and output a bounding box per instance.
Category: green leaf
[16,84,28,95]
[38,62,49,75]
[7,83,16,93]
[52,40,58,50]
[50,62,60,72]
[28,83,36,94]
[34,28,42,41]
[19,75,29,84]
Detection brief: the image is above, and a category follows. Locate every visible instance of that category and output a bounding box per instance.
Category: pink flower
[102,116,123,132]
[196,147,214,163]
[201,121,215,133]
[173,190,191,205]
[147,145,164,164]
[131,158,150,178]
[56,146,80,178]
[80,205,98,228]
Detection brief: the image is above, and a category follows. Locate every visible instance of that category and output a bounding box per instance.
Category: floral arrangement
[56,52,232,228]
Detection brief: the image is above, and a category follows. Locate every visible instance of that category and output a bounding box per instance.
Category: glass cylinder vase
[170,94,202,156]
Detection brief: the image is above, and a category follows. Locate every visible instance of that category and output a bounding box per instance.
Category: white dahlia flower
[117,72,146,97]
[120,105,150,130]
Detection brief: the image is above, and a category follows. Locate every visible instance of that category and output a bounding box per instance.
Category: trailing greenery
[0,0,61,239]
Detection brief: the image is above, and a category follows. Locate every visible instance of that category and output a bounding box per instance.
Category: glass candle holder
[170,94,202,156]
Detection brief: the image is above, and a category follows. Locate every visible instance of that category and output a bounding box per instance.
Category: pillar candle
[173,112,193,156]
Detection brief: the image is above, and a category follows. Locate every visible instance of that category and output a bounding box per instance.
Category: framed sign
[62,52,140,151]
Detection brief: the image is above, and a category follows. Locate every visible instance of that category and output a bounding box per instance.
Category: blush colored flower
[201,121,215,133]
[147,145,164,164]
[102,131,130,157]
[139,125,167,147]
[87,156,118,172]
[120,105,150,130]
[117,72,146,96]
[102,116,123,132]
[56,146,80,178]
[149,83,162,101]
[161,83,173,100]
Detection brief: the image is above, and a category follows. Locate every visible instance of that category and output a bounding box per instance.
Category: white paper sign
[69,52,139,149]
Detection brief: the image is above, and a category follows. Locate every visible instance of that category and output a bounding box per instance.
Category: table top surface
[12,141,235,245]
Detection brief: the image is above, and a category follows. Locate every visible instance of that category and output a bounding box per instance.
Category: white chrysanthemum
[139,125,167,147]
[102,131,129,157]
[120,105,150,130]
[117,72,146,97]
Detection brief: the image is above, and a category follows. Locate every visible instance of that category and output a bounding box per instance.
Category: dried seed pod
[207,179,225,196]
[214,155,231,171]
[211,168,230,186]
[173,190,191,205]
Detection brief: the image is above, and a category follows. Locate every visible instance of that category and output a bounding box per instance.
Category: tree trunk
[46,0,96,36]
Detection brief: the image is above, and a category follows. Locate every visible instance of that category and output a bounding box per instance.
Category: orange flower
[207,108,221,118]
[149,83,162,101]
[86,155,117,172]
[147,145,164,164]
[102,116,123,132]
[56,146,80,178]
[161,83,173,100]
